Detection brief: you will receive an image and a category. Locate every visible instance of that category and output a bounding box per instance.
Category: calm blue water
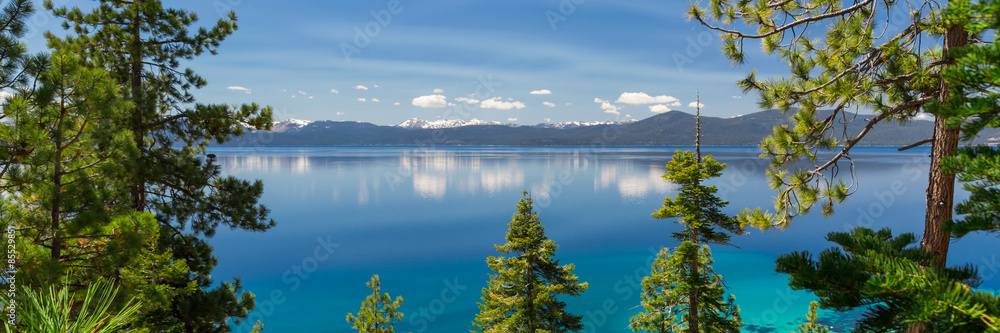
[205,146,1000,333]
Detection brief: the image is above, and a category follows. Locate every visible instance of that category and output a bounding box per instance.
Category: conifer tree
[630,100,742,333]
[40,0,274,330]
[775,227,999,331]
[346,275,404,333]
[792,302,829,333]
[473,192,588,333]
[689,0,969,272]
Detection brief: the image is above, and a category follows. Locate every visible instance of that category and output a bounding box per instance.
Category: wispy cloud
[542,101,556,107]
[227,86,252,94]
[355,85,369,90]
[480,97,525,110]
[433,88,444,93]
[331,89,339,94]
[412,94,450,108]
[595,98,620,115]
[455,97,480,104]
[529,89,552,95]
[357,98,367,102]
[371,98,381,102]
[616,92,678,105]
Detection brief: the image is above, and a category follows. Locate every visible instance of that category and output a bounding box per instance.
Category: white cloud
[688,101,705,108]
[616,92,679,105]
[542,101,556,107]
[508,118,518,122]
[625,114,632,118]
[393,102,401,106]
[670,101,681,106]
[298,90,308,95]
[308,96,314,99]
[336,112,345,116]
[412,94,449,108]
[279,89,288,92]
[0,91,12,102]
[227,86,252,94]
[357,98,367,102]
[480,97,526,110]
[371,98,380,102]
[544,117,552,122]
[455,97,480,104]
[914,112,933,120]
[373,84,380,88]
[330,89,339,94]
[433,88,444,93]
[595,98,621,115]
[732,96,742,99]
[355,85,369,90]
[530,89,552,95]
[565,102,572,106]
[649,104,672,113]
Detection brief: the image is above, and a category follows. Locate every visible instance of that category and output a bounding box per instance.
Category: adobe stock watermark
[1,225,15,326]
[545,0,587,31]
[407,278,468,332]
[841,156,927,232]
[673,31,713,73]
[532,124,624,209]
[234,235,340,333]
[213,0,243,17]
[382,74,503,192]
[340,0,410,62]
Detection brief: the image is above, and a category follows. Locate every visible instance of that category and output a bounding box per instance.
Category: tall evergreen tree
[689,0,968,273]
[631,100,743,333]
[41,1,274,330]
[345,275,404,333]
[472,192,588,333]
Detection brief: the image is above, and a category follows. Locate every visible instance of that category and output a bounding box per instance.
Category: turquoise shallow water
[205,146,996,332]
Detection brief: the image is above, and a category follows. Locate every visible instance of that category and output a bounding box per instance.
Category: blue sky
[24,0,789,125]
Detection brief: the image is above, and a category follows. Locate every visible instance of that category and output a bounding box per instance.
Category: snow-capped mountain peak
[272,118,313,132]
[395,118,502,129]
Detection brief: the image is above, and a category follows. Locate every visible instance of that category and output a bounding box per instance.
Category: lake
[206,146,1000,333]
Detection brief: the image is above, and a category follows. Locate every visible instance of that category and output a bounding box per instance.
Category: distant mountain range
[224,110,1000,147]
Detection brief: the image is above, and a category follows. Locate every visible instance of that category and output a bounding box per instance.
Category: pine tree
[792,302,829,333]
[689,0,968,272]
[41,0,274,330]
[776,227,999,331]
[346,275,404,333]
[472,192,588,333]
[631,100,742,333]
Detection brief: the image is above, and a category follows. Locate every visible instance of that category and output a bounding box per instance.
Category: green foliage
[653,150,745,245]
[249,320,264,333]
[473,192,588,333]
[38,0,275,330]
[777,227,1000,332]
[632,150,742,332]
[2,277,141,333]
[792,302,829,333]
[935,1,1000,240]
[629,246,740,333]
[690,0,958,230]
[346,275,404,333]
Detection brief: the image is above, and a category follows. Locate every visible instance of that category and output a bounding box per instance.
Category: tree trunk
[688,247,699,333]
[130,1,146,212]
[909,13,969,333]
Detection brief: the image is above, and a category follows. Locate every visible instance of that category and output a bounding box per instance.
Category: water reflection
[216,147,685,204]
